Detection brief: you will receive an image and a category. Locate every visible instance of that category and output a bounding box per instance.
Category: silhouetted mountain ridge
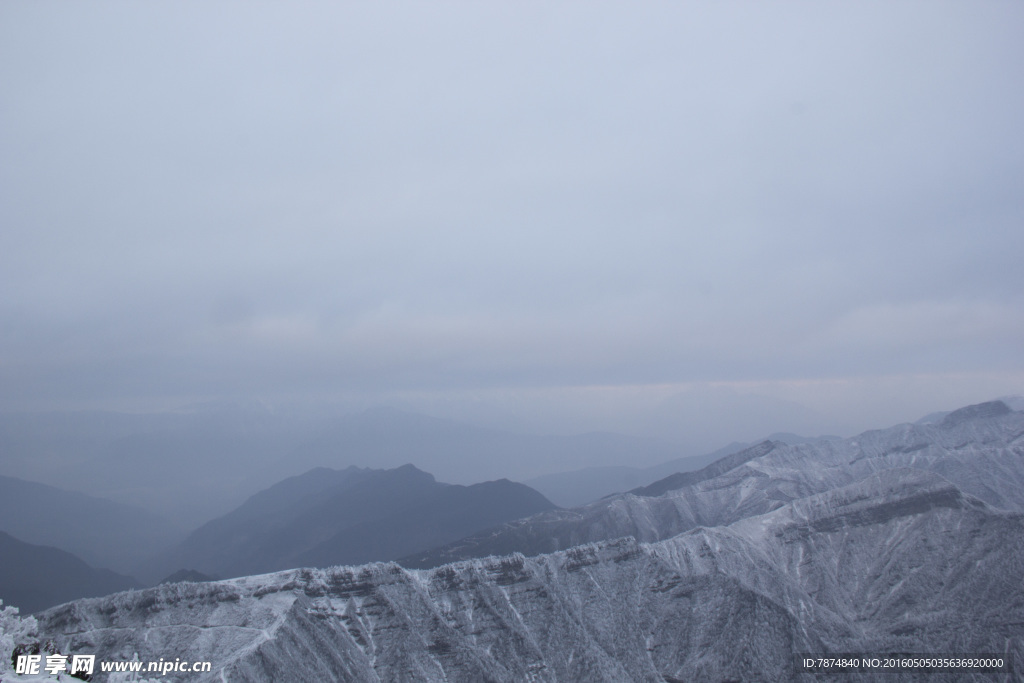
[0,531,141,614]
[0,405,683,528]
[141,464,556,583]
[0,474,180,576]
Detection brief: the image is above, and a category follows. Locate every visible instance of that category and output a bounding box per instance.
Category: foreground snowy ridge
[32,402,1024,681]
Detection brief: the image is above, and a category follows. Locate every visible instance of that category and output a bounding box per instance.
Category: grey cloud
[1,1,1022,430]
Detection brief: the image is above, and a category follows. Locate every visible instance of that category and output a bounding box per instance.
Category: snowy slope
[22,401,1024,681]
[32,470,1024,681]
[403,401,1024,567]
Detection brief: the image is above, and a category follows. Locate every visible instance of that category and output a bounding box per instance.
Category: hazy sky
[2,2,1022,438]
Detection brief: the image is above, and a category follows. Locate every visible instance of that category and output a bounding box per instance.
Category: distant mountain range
[0,406,319,527]
[0,531,141,614]
[5,398,1017,530]
[0,475,181,576]
[524,433,842,507]
[401,400,1024,568]
[31,402,1024,680]
[522,445,739,508]
[0,406,683,527]
[291,407,684,488]
[139,464,556,583]
[914,393,1024,424]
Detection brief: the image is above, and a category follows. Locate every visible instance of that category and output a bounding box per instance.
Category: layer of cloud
[1,2,1022,429]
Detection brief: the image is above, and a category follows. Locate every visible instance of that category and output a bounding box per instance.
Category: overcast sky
[2,2,1022,439]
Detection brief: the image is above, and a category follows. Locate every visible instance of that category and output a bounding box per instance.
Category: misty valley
[1,399,1022,681]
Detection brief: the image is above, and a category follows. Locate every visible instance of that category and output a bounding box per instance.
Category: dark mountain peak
[631,440,780,498]
[305,465,361,478]
[940,400,1010,427]
[0,475,179,576]
[229,465,374,521]
[0,531,141,614]
[150,463,552,580]
[461,478,556,508]
[384,463,437,483]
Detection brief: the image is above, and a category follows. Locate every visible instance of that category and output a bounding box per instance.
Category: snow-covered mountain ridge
[34,470,1023,681]
[25,401,1024,681]
[402,401,1024,567]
